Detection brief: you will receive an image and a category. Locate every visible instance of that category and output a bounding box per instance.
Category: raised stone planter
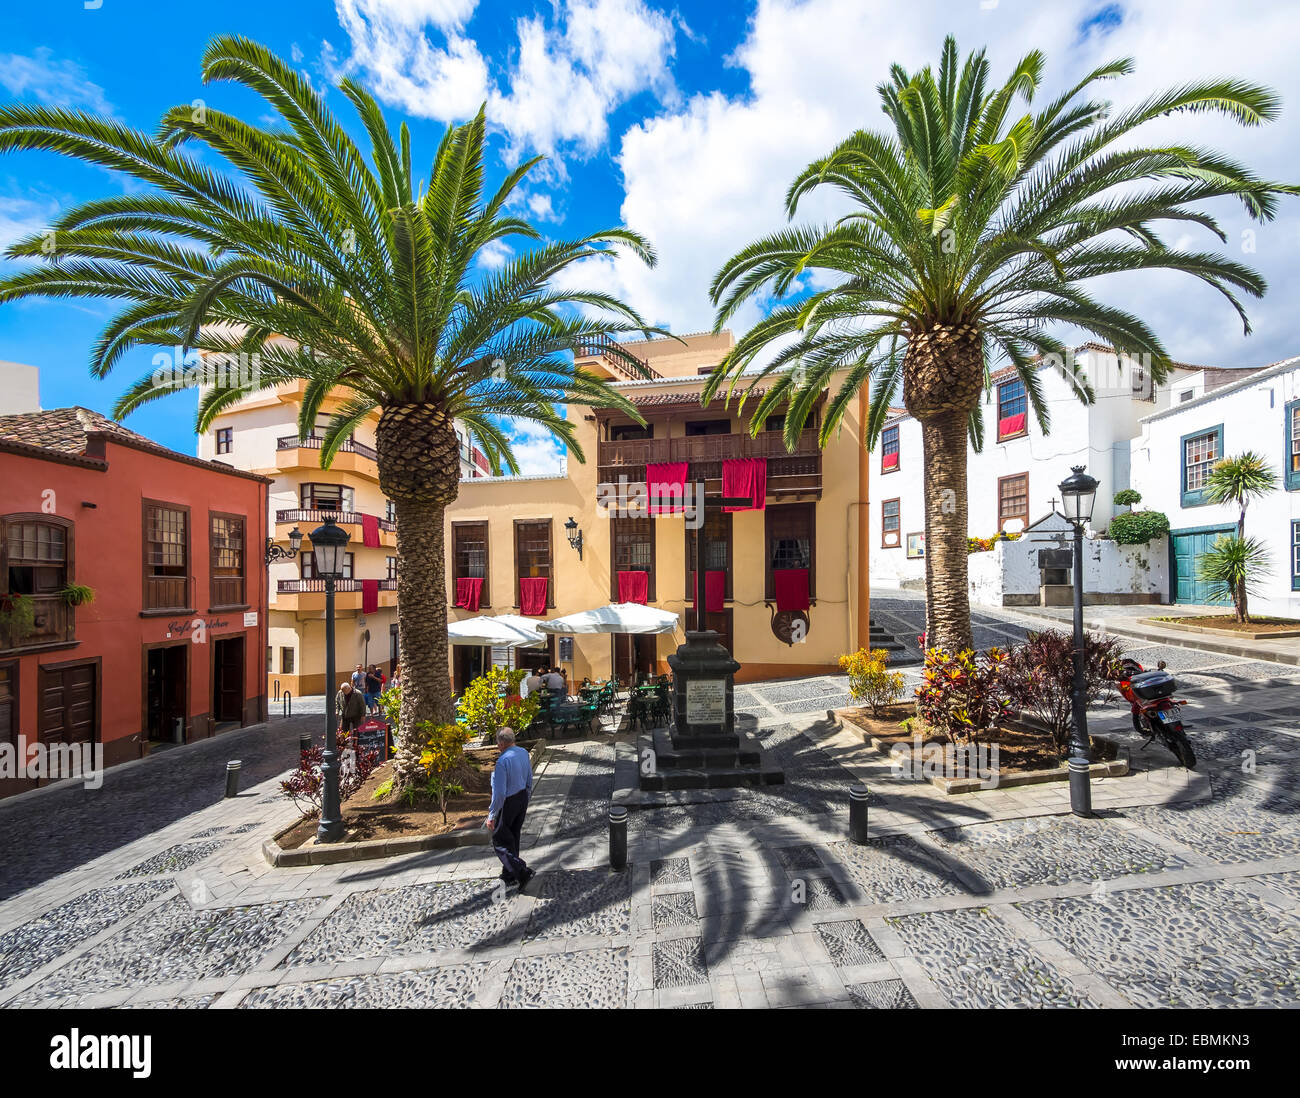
[1139,616,1300,640]
[829,710,1128,795]
[262,739,547,867]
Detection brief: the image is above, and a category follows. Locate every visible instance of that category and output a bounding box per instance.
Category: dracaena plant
[0,38,664,786]
[706,35,1297,653]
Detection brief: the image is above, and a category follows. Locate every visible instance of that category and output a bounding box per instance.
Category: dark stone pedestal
[636,631,784,792]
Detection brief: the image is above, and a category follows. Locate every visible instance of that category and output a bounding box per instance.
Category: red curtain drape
[617,570,649,604]
[646,461,688,515]
[998,413,1026,438]
[722,457,767,511]
[519,577,548,616]
[690,570,726,614]
[455,576,483,612]
[882,452,899,470]
[361,578,379,614]
[773,568,810,611]
[361,513,381,547]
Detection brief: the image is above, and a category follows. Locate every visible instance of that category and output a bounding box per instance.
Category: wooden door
[1171,528,1233,604]
[37,662,97,745]
[213,637,244,723]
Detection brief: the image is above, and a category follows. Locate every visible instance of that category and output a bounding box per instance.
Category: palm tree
[1202,451,1279,621]
[706,36,1296,652]
[0,38,662,784]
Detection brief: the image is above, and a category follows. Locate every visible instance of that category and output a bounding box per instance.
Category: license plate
[1157,708,1180,723]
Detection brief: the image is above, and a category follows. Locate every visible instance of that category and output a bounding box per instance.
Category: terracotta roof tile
[0,406,145,454]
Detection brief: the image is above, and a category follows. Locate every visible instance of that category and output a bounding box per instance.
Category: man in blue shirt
[485,727,535,891]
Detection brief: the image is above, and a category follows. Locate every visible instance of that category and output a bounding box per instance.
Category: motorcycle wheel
[1167,728,1196,770]
[1131,711,1147,736]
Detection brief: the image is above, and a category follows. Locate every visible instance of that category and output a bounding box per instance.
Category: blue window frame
[1180,423,1223,507]
[1293,521,1300,590]
[881,425,900,472]
[1285,399,1300,492]
[996,378,1028,440]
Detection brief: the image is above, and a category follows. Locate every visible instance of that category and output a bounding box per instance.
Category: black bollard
[609,805,628,871]
[849,784,869,844]
[299,733,311,755]
[224,760,242,799]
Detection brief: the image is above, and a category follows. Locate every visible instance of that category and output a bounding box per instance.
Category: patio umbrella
[447,614,547,649]
[537,602,679,635]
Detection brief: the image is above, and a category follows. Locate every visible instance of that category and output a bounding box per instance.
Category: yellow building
[443,331,872,687]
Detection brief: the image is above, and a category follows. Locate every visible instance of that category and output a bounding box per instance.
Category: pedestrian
[544,666,566,695]
[523,667,544,697]
[390,663,402,691]
[350,664,366,692]
[336,681,365,732]
[365,665,383,714]
[485,727,534,891]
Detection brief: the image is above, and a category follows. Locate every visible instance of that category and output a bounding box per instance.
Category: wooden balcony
[597,429,823,498]
[0,594,74,653]
[275,434,380,480]
[574,334,660,381]
[274,509,397,548]
[273,577,397,613]
[143,574,192,614]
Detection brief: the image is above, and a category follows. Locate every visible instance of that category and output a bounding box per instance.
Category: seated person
[543,666,567,695]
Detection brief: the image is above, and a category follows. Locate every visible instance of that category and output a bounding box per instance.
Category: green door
[1170,526,1233,604]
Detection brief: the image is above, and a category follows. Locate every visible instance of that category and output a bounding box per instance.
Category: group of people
[519,665,567,699]
[336,661,401,731]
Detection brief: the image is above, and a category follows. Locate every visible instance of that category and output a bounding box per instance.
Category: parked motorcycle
[1115,657,1196,769]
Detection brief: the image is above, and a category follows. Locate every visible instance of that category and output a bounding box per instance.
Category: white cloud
[0,48,112,113]
[502,416,567,475]
[526,192,558,221]
[0,190,60,265]
[330,0,489,121]
[589,0,1300,369]
[476,237,512,269]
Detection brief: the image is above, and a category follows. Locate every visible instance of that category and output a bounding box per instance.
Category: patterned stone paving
[2,595,1298,1009]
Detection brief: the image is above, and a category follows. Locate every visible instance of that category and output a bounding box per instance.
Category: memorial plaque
[558,636,574,663]
[685,678,726,724]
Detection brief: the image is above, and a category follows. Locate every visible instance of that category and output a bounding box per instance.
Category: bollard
[849,784,869,844]
[299,733,311,755]
[224,760,242,799]
[609,805,628,871]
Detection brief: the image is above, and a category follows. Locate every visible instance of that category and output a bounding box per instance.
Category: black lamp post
[265,526,303,565]
[1058,464,1099,818]
[308,516,350,843]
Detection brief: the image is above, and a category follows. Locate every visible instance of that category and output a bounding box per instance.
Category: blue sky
[2,0,1299,471]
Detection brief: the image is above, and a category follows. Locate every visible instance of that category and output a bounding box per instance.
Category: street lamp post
[308,516,350,843]
[1058,465,1099,818]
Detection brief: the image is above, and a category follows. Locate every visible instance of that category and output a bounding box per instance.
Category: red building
[0,408,270,797]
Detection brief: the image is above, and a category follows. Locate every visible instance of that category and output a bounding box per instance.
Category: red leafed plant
[280,730,380,818]
[914,646,1011,747]
[999,629,1124,752]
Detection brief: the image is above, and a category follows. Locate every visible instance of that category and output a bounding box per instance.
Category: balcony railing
[575,333,660,380]
[0,594,74,652]
[144,574,192,613]
[277,434,379,462]
[597,428,823,496]
[277,578,398,594]
[275,509,396,532]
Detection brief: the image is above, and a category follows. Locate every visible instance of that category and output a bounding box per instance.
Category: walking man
[336,681,366,733]
[485,728,534,891]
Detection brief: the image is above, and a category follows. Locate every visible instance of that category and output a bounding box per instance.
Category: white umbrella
[537,602,679,636]
[447,614,546,648]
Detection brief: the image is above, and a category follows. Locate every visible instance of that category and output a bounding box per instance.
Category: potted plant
[59,583,96,607]
[0,593,36,647]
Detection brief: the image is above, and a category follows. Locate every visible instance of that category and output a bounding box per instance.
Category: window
[514,519,553,607]
[386,556,397,581]
[685,419,730,436]
[266,646,273,674]
[881,498,901,548]
[215,427,233,454]
[765,502,815,599]
[209,513,246,607]
[998,473,1029,531]
[997,378,1028,440]
[0,662,13,746]
[881,425,900,472]
[300,483,355,514]
[685,509,732,600]
[611,423,653,442]
[301,552,353,579]
[1181,425,1223,506]
[1286,400,1300,492]
[1179,390,1195,403]
[1293,521,1300,590]
[764,415,785,435]
[452,521,488,603]
[611,515,655,600]
[281,647,295,674]
[143,502,190,611]
[385,499,397,523]
[2,515,75,650]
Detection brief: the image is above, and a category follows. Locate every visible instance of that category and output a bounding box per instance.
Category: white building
[0,361,40,415]
[1131,355,1300,616]
[867,344,1246,591]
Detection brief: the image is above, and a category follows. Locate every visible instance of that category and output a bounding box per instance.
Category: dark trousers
[493,789,530,880]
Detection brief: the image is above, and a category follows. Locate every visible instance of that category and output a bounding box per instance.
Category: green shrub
[0,594,36,646]
[914,646,1011,747]
[457,666,539,743]
[838,647,904,717]
[1108,509,1170,545]
[1000,629,1124,752]
[1112,488,1141,507]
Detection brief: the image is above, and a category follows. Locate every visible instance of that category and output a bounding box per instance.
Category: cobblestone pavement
[1,596,1297,1008]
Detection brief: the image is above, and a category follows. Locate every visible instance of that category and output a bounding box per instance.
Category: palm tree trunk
[375,403,461,787]
[920,411,973,652]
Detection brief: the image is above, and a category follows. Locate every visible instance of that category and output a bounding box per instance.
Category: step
[648,728,761,769]
[638,765,786,792]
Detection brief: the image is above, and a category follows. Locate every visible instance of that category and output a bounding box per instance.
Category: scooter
[1115,657,1196,769]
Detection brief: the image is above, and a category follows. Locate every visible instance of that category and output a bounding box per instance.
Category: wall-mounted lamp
[265,526,303,565]
[564,516,584,561]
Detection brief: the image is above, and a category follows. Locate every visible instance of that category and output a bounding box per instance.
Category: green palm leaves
[707,35,1296,449]
[0,36,662,473]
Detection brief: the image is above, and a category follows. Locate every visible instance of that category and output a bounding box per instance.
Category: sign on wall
[685,678,726,724]
[558,636,574,663]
